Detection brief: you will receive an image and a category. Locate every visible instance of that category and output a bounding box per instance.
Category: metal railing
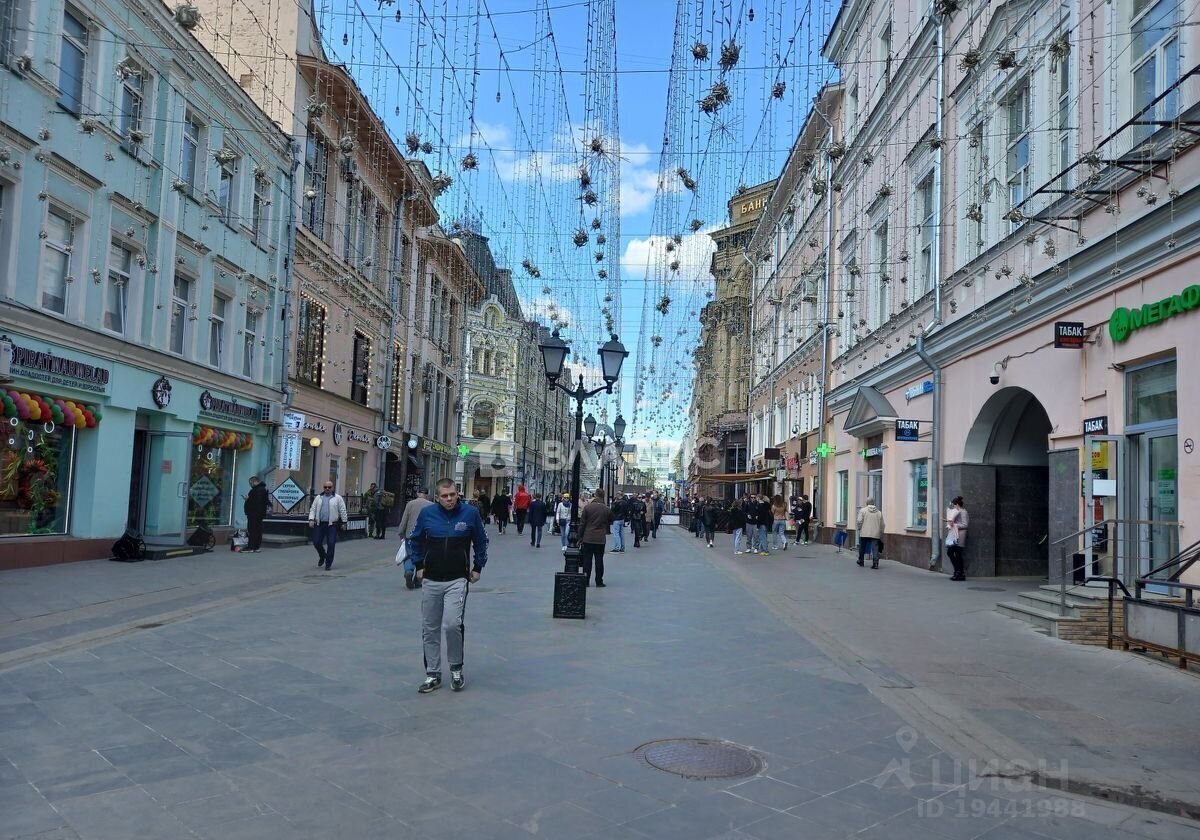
[1049,518,1179,617]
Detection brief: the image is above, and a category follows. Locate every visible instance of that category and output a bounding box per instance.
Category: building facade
[738,0,1199,585]
[0,0,291,566]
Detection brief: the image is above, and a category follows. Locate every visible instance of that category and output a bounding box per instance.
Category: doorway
[1131,431,1179,586]
[130,429,191,545]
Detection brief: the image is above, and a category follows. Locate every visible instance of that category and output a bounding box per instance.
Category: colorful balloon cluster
[192,424,253,452]
[2,391,101,428]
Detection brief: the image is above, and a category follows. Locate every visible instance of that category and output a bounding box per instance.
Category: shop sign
[8,340,112,394]
[271,476,307,512]
[1108,284,1200,343]
[376,435,392,450]
[860,446,883,458]
[407,434,423,450]
[151,376,172,409]
[188,476,220,509]
[422,438,451,455]
[1083,416,1108,435]
[1054,321,1087,348]
[347,428,372,444]
[282,411,305,432]
[332,423,344,446]
[904,380,934,401]
[199,390,259,426]
[303,420,328,433]
[895,419,920,441]
[278,432,301,471]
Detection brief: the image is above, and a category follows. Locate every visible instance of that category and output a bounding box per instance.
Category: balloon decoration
[2,391,101,429]
[192,424,253,452]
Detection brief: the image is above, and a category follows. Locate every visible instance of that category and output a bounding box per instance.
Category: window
[181,114,201,192]
[118,59,145,148]
[217,154,237,224]
[242,309,258,377]
[58,8,88,113]
[39,208,74,314]
[965,122,986,257]
[1131,0,1179,131]
[1127,359,1176,427]
[1054,44,1072,177]
[909,459,929,528]
[104,241,133,334]
[345,448,366,496]
[872,217,889,327]
[0,0,20,65]
[356,189,372,263]
[916,174,935,294]
[837,469,849,524]
[251,171,269,245]
[350,331,371,404]
[878,21,892,84]
[342,181,357,259]
[208,295,226,367]
[170,273,193,355]
[845,82,859,138]
[0,422,76,536]
[1005,84,1031,223]
[295,296,325,386]
[304,132,328,236]
[471,402,496,438]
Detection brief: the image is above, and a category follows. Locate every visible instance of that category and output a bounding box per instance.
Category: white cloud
[522,295,574,328]
[620,227,718,280]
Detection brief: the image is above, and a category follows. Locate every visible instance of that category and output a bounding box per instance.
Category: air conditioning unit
[259,400,283,425]
[0,335,11,382]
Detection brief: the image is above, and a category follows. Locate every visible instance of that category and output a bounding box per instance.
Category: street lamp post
[584,412,625,507]
[538,331,628,619]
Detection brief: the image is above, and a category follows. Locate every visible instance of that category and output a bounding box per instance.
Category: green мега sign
[1108,285,1200,343]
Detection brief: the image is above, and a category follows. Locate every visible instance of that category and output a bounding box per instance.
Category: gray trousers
[421,577,468,676]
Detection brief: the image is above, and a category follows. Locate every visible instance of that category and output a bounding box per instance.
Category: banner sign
[895,419,920,441]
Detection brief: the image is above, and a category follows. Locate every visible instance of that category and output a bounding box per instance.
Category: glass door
[1137,431,1179,590]
[140,431,191,544]
[1083,436,1120,580]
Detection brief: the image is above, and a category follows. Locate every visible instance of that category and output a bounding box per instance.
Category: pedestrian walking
[396,490,434,589]
[754,494,772,555]
[701,498,718,547]
[610,494,627,552]
[513,484,531,534]
[491,488,512,534]
[242,476,269,553]
[307,481,348,570]
[364,483,379,538]
[369,483,389,539]
[631,494,648,548]
[475,490,491,525]
[856,498,885,569]
[771,494,789,550]
[526,492,548,547]
[642,494,654,542]
[651,493,664,538]
[407,478,488,694]
[727,500,748,554]
[555,494,572,549]
[797,495,813,545]
[578,492,614,586]
[945,496,969,581]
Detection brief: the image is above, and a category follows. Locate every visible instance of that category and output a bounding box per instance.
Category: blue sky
[313,0,837,446]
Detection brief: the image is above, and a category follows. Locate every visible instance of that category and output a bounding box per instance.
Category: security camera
[990,359,1007,385]
[989,373,1000,385]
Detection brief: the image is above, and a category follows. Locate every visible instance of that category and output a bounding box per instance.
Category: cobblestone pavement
[0,527,1197,840]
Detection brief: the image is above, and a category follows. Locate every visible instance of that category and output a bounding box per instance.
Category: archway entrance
[948,388,1052,577]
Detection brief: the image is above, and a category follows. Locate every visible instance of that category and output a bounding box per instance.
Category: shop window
[837,469,849,524]
[295,296,325,386]
[909,459,929,528]
[0,422,76,536]
[188,426,252,528]
[1127,359,1176,427]
[345,448,366,496]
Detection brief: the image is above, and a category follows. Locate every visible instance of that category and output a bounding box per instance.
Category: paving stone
[726,776,821,810]
[54,786,194,840]
[0,782,70,839]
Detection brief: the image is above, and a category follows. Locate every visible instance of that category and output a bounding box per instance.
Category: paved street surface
[1,527,1198,840]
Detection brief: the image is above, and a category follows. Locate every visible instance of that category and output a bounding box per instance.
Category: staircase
[996,584,1126,645]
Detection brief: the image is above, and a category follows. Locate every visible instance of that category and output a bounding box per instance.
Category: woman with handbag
[945,496,969,581]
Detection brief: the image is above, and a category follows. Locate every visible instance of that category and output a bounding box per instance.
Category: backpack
[112,531,145,561]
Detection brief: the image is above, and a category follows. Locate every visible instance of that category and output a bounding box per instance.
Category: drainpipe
[279,139,300,408]
[915,8,948,571]
[811,96,835,533]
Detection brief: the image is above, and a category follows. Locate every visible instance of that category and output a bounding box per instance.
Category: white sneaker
[735,550,743,555]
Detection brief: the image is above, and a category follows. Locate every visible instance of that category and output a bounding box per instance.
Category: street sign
[282,411,305,432]
[278,432,301,471]
[895,419,919,441]
[271,477,307,512]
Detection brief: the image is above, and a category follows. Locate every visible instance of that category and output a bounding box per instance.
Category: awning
[843,385,898,438]
[700,471,773,483]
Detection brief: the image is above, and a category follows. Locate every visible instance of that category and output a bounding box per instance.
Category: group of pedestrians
[683,493,814,554]
[609,492,663,550]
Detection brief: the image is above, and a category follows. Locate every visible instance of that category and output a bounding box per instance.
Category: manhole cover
[968,586,1007,592]
[635,739,763,780]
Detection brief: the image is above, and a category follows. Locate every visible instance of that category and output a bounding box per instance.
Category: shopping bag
[395,540,408,566]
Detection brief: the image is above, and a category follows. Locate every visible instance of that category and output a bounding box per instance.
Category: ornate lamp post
[538,331,627,618]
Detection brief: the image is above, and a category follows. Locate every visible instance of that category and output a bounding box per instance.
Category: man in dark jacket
[526,492,548,547]
[609,494,627,552]
[407,478,489,694]
[243,476,269,552]
[754,495,773,556]
[490,489,512,534]
[578,492,614,586]
[651,494,664,538]
[630,494,648,548]
[797,495,813,545]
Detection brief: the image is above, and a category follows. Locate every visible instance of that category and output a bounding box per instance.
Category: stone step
[261,534,309,549]
[1017,589,1092,617]
[996,600,1081,636]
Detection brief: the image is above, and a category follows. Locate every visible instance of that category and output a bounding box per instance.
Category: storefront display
[188,424,252,528]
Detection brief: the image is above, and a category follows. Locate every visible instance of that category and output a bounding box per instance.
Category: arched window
[471,402,496,438]
[482,349,492,375]
[484,306,502,328]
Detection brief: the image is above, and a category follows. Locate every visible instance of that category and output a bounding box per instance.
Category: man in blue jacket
[407,478,489,693]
